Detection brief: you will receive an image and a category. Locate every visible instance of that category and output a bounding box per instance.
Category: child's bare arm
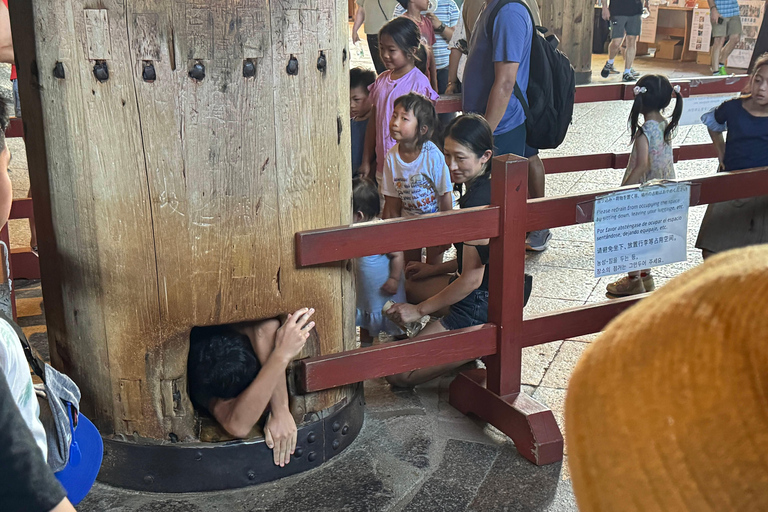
[382,195,402,219]
[708,129,726,169]
[437,191,453,212]
[623,134,650,186]
[381,251,404,294]
[428,47,438,91]
[360,106,377,178]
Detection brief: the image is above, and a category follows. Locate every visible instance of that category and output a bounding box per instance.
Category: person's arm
[382,195,402,219]
[437,191,452,212]
[427,46,438,91]
[381,251,404,294]
[51,499,77,512]
[485,61,519,133]
[622,133,650,185]
[359,105,376,178]
[709,130,726,169]
[211,309,315,439]
[426,12,455,42]
[0,147,11,227]
[602,0,611,20]
[248,322,296,467]
[708,0,720,25]
[446,49,461,93]
[389,241,488,322]
[0,2,13,65]
[405,258,458,280]
[352,4,365,44]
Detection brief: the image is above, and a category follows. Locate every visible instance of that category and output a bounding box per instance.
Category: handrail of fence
[294,156,768,465]
[435,74,749,114]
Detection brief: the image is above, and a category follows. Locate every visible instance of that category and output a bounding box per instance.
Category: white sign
[690,8,712,52]
[728,0,766,68]
[594,183,690,278]
[640,5,660,44]
[679,94,734,125]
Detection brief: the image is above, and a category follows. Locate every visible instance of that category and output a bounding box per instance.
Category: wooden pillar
[11,0,355,442]
[540,0,594,84]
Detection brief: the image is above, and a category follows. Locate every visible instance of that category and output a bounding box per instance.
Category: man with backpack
[462,0,553,251]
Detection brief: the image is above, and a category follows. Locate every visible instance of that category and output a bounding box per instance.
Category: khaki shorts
[712,15,742,38]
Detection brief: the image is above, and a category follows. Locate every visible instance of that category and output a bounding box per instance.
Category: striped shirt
[394,0,460,69]
[713,0,740,19]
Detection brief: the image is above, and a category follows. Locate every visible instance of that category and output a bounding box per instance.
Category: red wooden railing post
[448,154,564,466]
[485,155,528,396]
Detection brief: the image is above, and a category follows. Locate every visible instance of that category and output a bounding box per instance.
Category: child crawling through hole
[187,308,315,467]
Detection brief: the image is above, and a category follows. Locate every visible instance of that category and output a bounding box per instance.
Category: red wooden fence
[295,156,768,466]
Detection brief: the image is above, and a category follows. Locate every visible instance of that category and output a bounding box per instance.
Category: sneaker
[600,61,619,78]
[628,68,640,78]
[382,300,430,338]
[622,71,636,82]
[641,273,655,292]
[606,275,646,297]
[717,64,727,76]
[525,229,552,252]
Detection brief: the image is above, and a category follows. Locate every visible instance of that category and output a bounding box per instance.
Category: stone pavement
[1,40,724,509]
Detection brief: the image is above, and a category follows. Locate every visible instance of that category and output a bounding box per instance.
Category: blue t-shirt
[714,99,768,172]
[462,0,532,136]
[351,117,369,175]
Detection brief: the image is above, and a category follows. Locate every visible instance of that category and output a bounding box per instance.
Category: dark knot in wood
[188,62,205,81]
[93,60,109,82]
[317,51,327,73]
[142,62,156,83]
[243,59,256,78]
[53,61,65,79]
[286,55,299,76]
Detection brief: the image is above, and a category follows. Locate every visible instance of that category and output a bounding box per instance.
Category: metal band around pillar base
[98,384,364,493]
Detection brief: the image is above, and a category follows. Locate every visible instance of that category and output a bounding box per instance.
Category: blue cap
[55,408,103,506]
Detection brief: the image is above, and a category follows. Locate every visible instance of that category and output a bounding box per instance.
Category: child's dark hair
[444,114,495,195]
[628,74,682,144]
[379,17,423,64]
[414,45,428,77]
[745,53,768,97]
[393,93,438,147]
[350,67,376,91]
[352,176,380,221]
[187,326,262,406]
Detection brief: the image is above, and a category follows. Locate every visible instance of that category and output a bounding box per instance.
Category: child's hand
[274,308,315,363]
[445,82,457,94]
[381,277,399,295]
[405,261,434,281]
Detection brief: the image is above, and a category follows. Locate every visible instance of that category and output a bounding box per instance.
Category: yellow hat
[566,245,768,512]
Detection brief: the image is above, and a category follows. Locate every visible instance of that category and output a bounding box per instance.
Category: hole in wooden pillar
[187,316,319,443]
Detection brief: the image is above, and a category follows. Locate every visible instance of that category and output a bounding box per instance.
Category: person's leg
[523,146,552,251]
[608,37,623,61]
[367,34,386,74]
[711,36,726,73]
[624,35,638,71]
[720,18,742,68]
[385,320,471,387]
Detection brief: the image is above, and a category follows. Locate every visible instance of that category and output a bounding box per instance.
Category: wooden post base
[449,368,563,466]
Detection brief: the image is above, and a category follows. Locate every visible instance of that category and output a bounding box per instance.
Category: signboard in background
[728,0,766,68]
[678,94,735,125]
[640,4,660,44]
[690,8,712,52]
[594,183,691,278]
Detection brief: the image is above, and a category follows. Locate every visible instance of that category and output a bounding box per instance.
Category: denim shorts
[440,288,489,331]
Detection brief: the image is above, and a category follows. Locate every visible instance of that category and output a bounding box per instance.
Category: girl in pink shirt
[359,17,439,183]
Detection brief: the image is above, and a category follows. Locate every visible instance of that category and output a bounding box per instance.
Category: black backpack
[486,0,575,149]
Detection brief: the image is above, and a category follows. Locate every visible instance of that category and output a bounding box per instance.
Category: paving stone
[540,341,591,390]
[403,440,498,512]
[550,222,594,243]
[522,341,563,387]
[524,297,585,318]
[468,446,565,512]
[527,265,600,302]
[526,240,594,271]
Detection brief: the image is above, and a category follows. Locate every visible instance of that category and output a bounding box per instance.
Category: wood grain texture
[15,0,354,439]
[539,0,593,78]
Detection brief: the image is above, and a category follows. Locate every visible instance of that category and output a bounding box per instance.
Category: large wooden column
[540,0,595,84]
[11,0,355,444]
